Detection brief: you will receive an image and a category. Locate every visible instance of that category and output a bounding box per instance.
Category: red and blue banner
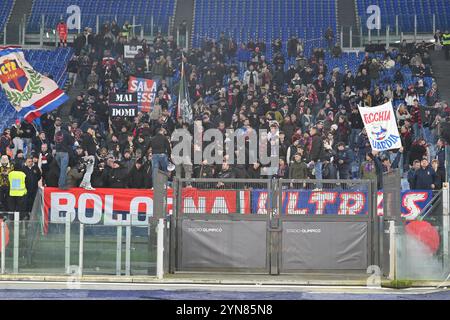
[128,76,157,113]
[0,47,68,123]
[252,190,433,219]
[39,188,435,232]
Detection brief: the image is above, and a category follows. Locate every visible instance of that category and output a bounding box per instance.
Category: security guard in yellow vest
[8,168,27,219]
[442,30,450,60]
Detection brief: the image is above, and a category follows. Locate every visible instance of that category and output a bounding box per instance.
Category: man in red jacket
[57,20,68,47]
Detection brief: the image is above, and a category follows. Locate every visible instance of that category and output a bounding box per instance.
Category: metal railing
[0,212,165,277]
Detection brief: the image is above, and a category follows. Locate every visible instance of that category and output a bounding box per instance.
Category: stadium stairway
[5,0,34,44]
[172,0,195,48]
[337,0,359,47]
[430,49,450,103]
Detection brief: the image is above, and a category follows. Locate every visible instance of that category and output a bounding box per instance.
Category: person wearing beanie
[128,158,146,189]
[54,125,75,190]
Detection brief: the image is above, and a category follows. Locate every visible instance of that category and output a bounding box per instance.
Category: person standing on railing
[54,125,74,190]
[79,126,97,191]
[149,127,171,188]
[56,20,68,48]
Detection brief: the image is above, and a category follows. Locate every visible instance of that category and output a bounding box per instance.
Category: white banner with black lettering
[124,45,143,59]
[358,101,402,151]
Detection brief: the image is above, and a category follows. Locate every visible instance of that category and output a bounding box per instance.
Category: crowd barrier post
[349,26,353,49]
[414,15,417,43]
[96,15,99,34]
[433,14,436,35]
[1,219,5,274]
[443,184,449,271]
[22,14,26,45]
[40,14,44,47]
[388,220,397,280]
[64,212,71,274]
[78,223,84,276]
[386,25,390,49]
[13,212,19,274]
[132,16,136,37]
[156,218,165,279]
[125,225,131,276]
[150,15,154,38]
[116,225,122,276]
[396,15,399,37]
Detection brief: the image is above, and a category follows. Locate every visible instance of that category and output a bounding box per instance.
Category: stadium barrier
[171,178,379,274]
[0,193,165,277]
[0,176,446,280]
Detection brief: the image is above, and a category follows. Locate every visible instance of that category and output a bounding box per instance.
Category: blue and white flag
[0,46,68,123]
[358,101,402,151]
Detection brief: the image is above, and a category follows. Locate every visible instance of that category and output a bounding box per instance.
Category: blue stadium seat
[357,0,449,33]
[193,0,337,59]
[0,0,14,32]
[27,0,175,34]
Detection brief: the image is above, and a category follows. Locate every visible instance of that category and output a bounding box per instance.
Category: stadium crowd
[0,20,448,214]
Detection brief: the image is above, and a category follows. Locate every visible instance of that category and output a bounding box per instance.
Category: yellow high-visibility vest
[8,171,27,197]
[443,34,450,46]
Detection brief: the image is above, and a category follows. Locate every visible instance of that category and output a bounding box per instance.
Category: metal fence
[0,212,164,277]
[171,178,378,274]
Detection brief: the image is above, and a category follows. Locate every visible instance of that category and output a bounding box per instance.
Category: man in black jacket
[107,160,129,188]
[54,126,74,190]
[128,158,146,189]
[335,142,351,179]
[413,158,436,190]
[149,128,171,187]
[23,157,42,214]
[309,127,324,188]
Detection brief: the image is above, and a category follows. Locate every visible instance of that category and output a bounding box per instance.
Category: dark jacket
[310,134,325,162]
[23,165,42,193]
[81,133,97,156]
[289,160,309,179]
[128,165,147,189]
[413,166,436,190]
[150,133,171,156]
[67,167,84,188]
[45,160,60,187]
[335,149,351,174]
[107,164,129,188]
[54,129,74,153]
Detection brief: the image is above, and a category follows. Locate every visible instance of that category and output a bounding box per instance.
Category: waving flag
[0,47,68,123]
[177,58,193,124]
[358,101,402,151]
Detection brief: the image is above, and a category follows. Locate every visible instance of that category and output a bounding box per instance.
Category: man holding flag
[358,100,402,152]
[358,100,403,189]
[0,47,68,125]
